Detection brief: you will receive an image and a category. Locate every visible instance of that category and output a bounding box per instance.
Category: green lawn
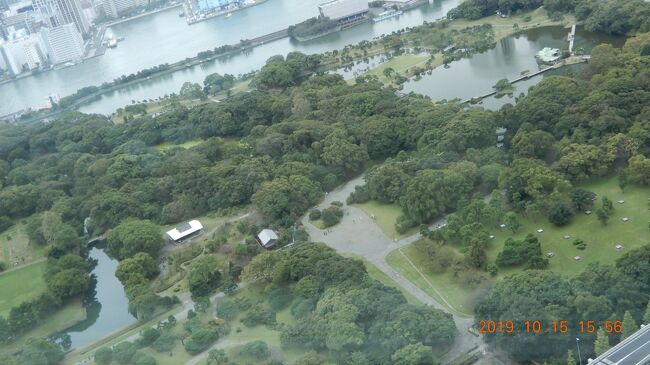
[387,177,650,317]
[448,8,575,39]
[386,247,480,317]
[0,299,86,353]
[154,139,204,152]
[0,221,46,269]
[487,178,650,277]
[354,201,417,239]
[363,54,430,83]
[0,260,47,316]
[343,254,422,305]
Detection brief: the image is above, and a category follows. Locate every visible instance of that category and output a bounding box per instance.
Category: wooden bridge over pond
[461,55,588,104]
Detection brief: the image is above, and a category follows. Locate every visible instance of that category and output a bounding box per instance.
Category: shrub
[240,340,270,359]
[487,263,498,277]
[94,347,113,365]
[131,352,157,365]
[184,328,219,355]
[321,206,342,227]
[240,305,276,327]
[290,297,316,319]
[309,209,321,221]
[395,214,417,234]
[216,299,239,321]
[547,201,574,226]
[572,238,584,246]
[152,332,177,352]
[113,341,136,364]
[268,287,293,311]
[136,327,161,348]
[346,185,370,204]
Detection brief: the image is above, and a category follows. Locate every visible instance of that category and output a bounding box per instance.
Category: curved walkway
[300,175,484,363]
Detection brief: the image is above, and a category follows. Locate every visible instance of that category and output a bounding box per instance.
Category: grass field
[0,260,47,316]
[363,54,432,84]
[448,8,575,40]
[387,177,650,316]
[0,221,46,269]
[484,178,650,277]
[343,254,422,305]
[386,248,480,317]
[354,201,417,239]
[0,299,86,353]
[154,139,204,152]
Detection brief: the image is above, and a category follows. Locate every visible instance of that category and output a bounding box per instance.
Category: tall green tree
[107,219,163,259]
[206,349,228,365]
[566,350,576,365]
[391,343,434,365]
[504,212,521,233]
[188,255,222,298]
[594,327,610,356]
[621,310,638,340]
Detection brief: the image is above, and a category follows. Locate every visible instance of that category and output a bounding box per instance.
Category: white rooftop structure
[318,0,368,21]
[257,229,278,248]
[166,220,203,242]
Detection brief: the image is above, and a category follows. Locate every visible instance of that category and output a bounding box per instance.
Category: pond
[401,25,625,109]
[56,246,135,350]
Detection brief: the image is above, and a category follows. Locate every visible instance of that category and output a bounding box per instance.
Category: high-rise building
[101,0,145,18]
[33,0,88,35]
[1,1,36,35]
[0,33,45,74]
[39,22,83,64]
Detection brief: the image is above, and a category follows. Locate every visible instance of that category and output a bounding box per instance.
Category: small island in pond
[288,16,341,42]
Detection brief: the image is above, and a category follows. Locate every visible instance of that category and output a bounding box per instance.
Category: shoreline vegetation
[288,16,341,42]
[6,7,573,125]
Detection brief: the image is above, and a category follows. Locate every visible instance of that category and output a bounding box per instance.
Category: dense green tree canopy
[107,219,163,259]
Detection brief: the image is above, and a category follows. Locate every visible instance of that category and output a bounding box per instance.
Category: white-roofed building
[318,0,368,24]
[166,220,204,243]
[39,23,84,65]
[257,229,278,249]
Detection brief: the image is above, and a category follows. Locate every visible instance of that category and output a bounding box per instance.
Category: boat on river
[373,10,403,22]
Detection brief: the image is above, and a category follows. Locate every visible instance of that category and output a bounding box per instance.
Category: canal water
[58,246,135,350]
[401,25,625,109]
[1,0,461,116]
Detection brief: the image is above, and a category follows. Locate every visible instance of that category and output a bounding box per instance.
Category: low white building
[257,229,278,249]
[39,23,84,65]
[166,220,204,243]
[318,0,368,22]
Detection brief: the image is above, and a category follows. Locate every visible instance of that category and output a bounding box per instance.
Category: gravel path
[300,175,485,363]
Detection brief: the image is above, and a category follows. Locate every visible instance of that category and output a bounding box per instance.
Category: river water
[1,0,461,116]
[59,247,135,350]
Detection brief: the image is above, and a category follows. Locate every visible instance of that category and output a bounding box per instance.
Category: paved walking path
[300,175,484,363]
